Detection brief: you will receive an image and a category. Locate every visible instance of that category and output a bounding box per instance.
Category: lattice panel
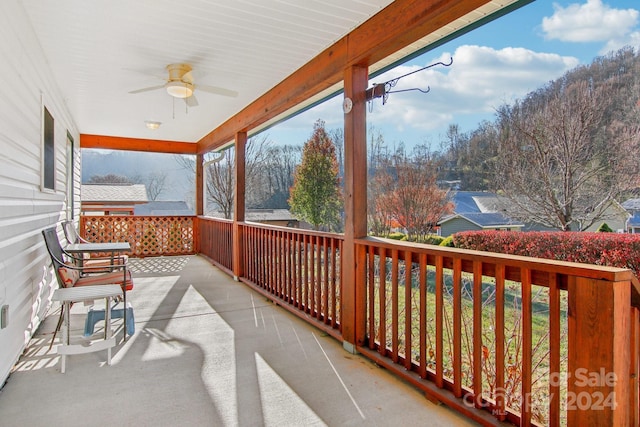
[80,216,195,257]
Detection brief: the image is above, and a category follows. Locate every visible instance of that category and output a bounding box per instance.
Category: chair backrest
[61,220,87,244]
[42,227,68,288]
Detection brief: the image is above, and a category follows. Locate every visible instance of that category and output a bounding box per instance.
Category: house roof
[450,191,510,214]
[81,184,148,203]
[134,201,193,216]
[622,198,640,211]
[439,212,524,228]
[18,0,525,145]
[628,212,640,227]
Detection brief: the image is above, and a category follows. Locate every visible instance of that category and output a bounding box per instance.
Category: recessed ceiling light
[145,121,161,130]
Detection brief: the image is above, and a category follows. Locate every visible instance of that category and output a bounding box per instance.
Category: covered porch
[0,255,472,426]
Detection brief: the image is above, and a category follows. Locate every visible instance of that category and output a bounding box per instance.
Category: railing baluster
[379,247,387,357]
[473,261,483,408]
[368,245,375,350]
[330,238,337,327]
[631,307,640,426]
[404,249,412,370]
[323,236,330,324]
[435,255,444,389]
[549,272,560,427]
[521,267,532,427]
[419,253,427,379]
[453,257,462,398]
[495,264,506,421]
[391,249,399,363]
[304,234,310,313]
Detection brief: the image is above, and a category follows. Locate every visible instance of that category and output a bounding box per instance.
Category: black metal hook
[366,56,452,105]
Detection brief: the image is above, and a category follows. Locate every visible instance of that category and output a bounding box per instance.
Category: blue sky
[266,0,640,151]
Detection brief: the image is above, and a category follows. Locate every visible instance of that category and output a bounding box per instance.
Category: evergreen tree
[289,120,342,231]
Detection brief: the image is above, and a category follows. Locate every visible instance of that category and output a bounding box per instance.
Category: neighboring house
[81,184,148,215]
[438,191,524,237]
[581,200,628,233]
[206,209,300,228]
[134,201,194,216]
[247,209,300,228]
[622,198,640,233]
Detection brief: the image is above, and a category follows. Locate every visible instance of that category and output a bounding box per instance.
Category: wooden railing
[80,215,195,256]
[356,236,640,426]
[80,215,639,425]
[239,222,343,339]
[198,216,233,273]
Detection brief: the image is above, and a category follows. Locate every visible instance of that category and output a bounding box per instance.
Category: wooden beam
[81,134,197,154]
[197,0,492,153]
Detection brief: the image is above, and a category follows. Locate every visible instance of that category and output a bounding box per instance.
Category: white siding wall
[0,1,79,384]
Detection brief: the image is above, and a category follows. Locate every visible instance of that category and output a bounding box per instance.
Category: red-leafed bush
[452,231,640,276]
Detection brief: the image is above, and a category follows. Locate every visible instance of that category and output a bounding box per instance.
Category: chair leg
[48,304,65,352]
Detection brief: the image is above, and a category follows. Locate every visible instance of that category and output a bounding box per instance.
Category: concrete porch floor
[0,255,476,427]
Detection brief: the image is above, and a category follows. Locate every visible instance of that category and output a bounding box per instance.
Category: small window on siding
[43,107,55,190]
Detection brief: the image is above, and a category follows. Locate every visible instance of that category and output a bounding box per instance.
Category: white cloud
[542,0,638,43]
[268,45,579,147]
[367,45,579,134]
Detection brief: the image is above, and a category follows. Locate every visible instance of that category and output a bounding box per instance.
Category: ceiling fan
[129,63,238,107]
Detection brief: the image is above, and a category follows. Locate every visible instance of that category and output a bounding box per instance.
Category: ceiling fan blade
[196,84,238,98]
[185,94,199,107]
[129,84,165,94]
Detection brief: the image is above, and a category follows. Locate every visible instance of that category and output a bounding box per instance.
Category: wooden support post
[567,277,631,426]
[233,132,246,280]
[195,153,204,253]
[341,64,368,351]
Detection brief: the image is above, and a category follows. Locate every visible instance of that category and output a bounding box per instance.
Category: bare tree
[370,145,454,241]
[87,174,132,184]
[175,135,272,219]
[494,79,640,231]
[146,171,167,201]
[255,144,301,209]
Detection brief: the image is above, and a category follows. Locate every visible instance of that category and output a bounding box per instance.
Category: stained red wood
[521,268,532,427]
[405,250,413,370]
[472,261,483,408]
[631,308,640,425]
[391,249,399,363]
[232,132,246,279]
[368,246,376,350]
[197,0,491,153]
[568,277,631,426]
[81,134,197,154]
[435,255,444,389]
[549,273,561,427]
[379,246,387,357]
[495,264,506,421]
[453,258,462,397]
[419,253,427,379]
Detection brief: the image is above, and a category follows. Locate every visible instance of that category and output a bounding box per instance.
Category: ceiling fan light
[145,120,161,130]
[166,81,193,98]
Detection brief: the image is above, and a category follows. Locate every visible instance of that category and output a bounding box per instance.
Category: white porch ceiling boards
[20,0,521,144]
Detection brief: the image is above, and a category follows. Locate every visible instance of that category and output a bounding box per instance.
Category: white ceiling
[20,0,521,144]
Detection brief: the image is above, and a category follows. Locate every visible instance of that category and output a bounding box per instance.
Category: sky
[265,0,640,151]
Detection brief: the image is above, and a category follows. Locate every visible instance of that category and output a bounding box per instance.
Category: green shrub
[597,222,614,232]
[387,232,406,241]
[421,235,444,245]
[440,236,455,247]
